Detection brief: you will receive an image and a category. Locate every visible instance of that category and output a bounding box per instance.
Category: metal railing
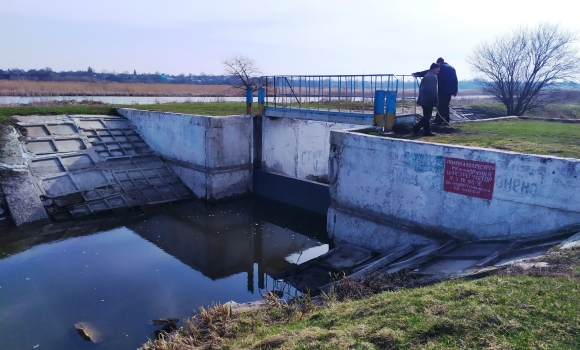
[260,74,418,115]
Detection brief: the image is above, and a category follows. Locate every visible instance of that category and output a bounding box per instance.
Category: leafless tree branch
[221,54,262,93]
[467,23,580,116]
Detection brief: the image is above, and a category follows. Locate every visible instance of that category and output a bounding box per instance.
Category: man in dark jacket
[412,63,439,137]
[413,57,458,124]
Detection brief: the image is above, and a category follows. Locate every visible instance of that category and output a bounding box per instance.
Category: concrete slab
[419,259,480,274]
[2,171,49,225]
[558,231,580,250]
[317,243,375,272]
[279,264,333,293]
[444,243,506,258]
[3,114,193,224]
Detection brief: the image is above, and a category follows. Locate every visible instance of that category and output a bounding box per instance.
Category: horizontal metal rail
[260,74,418,115]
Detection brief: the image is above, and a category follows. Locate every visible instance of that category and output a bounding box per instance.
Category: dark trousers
[436,93,452,123]
[414,105,433,134]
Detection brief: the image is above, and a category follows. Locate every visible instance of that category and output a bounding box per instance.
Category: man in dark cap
[413,57,458,124]
[412,63,439,136]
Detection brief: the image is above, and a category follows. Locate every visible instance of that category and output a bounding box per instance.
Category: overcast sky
[1,0,579,80]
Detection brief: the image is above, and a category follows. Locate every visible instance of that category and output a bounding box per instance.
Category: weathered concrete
[117,109,253,201]
[327,127,580,250]
[262,116,358,183]
[2,114,192,224]
[2,170,49,225]
[261,107,415,183]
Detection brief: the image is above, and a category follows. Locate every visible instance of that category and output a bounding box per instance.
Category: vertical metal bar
[362,76,365,113]
[298,77,302,108]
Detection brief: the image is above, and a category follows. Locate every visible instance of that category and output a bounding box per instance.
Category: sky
[1,0,579,80]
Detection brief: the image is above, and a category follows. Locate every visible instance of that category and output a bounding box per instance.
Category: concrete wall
[262,107,415,183]
[117,109,252,201]
[328,127,580,251]
[262,114,359,182]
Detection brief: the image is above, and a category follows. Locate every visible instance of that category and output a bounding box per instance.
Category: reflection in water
[0,197,330,349]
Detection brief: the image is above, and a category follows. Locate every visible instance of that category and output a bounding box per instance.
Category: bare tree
[467,23,580,116]
[222,54,262,92]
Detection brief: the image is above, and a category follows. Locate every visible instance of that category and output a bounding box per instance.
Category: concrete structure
[1,114,192,225]
[327,127,580,252]
[117,109,253,201]
[261,107,414,183]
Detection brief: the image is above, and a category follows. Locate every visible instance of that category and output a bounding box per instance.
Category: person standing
[413,57,458,124]
[412,63,439,136]
[434,57,458,124]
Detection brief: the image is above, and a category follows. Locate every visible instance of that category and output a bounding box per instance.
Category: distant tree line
[0,67,235,85]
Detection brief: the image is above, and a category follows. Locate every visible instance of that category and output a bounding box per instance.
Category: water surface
[0,198,329,349]
[0,96,246,105]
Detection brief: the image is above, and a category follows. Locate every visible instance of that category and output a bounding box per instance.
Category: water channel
[0,197,330,349]
[0,96,247,105]
[0,94,491,106]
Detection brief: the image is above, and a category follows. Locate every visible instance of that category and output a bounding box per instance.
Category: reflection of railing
[260,74,418,115]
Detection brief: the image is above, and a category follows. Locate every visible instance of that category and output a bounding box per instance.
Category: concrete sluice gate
[2,115,192,225]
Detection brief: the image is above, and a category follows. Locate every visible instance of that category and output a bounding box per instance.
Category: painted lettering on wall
[443,157,496,200]
[404,152,444,173]
[496,175,537,195]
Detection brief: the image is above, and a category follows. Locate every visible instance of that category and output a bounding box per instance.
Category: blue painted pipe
[246,87,253,114]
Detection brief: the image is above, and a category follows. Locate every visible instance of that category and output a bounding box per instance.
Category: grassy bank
[452,100,580,120]
[392,119,580,159]
[0,102,250,124]
[141,247,580,349]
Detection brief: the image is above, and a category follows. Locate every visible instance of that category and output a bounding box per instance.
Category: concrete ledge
[328,127,580,244]
[253,170,330,215]
[265,106,374,125]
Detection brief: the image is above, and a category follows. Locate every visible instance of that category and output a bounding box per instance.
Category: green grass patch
[151,271,580,349]
[128,102,248,116]
[398,119,580,159]
[0,105,121,125]
[0,102,250,124]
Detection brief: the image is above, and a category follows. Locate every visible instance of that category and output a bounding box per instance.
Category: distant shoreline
[0,80,489,98]
[0,80,240,97]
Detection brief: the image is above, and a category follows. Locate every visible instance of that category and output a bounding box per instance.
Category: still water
[0,96,247,105]
[0,197,330,349]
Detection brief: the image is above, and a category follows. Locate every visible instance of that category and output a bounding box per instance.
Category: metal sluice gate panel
[19,115,191,220]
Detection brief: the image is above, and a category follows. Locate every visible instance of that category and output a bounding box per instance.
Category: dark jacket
[417,71,438,107]
[413,62,458,96]
[438,62,458,95]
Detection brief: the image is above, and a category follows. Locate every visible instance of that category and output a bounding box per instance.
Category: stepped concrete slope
[1,114,191,225]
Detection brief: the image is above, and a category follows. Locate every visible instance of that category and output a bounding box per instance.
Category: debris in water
[74,322,101,343]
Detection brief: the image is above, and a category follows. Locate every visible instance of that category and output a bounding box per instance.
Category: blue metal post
[373,90,386,126]
[385,90,397,129]
[258,87,265,116]
[246,87,253,114]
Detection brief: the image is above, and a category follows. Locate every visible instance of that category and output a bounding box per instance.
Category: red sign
[443,157,496,200]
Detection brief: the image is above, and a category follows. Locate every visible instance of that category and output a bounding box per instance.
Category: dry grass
[0,80,239,97]
[141,303,235,350]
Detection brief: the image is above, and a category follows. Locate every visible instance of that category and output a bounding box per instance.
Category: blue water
[0,198,330,349]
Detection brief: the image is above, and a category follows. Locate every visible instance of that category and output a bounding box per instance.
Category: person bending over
[412,63,439,136]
